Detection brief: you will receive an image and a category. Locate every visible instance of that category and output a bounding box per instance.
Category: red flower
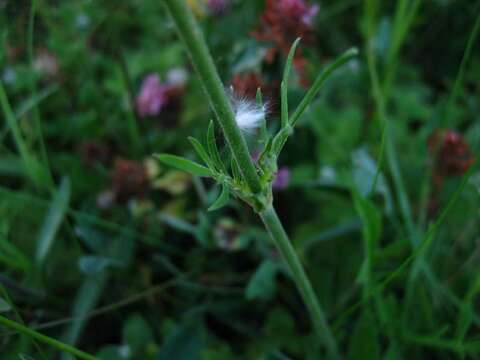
[428,130,475,176]
[253,0,318,86]
[231,72,279,101]
[111,159,149,203]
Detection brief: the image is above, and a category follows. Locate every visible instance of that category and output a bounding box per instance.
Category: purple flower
[272,167,290,190]
[207,0,230,15]
[301,4,319,26]
[135,74,169,118]
[278,0,319,26]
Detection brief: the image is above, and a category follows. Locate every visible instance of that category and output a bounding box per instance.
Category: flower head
[136,74,169,118]
[136,70,188,118]
[428,130,475,176]
[254,0,318,54]
[253,0,319,87]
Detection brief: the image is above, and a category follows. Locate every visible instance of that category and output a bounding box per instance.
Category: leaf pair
[155,120,231,211]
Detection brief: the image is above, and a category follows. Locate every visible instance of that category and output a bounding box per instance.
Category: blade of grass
[0,82,49,189]
[290,47,358,127]
[447,8,480,122]
[35,177,71,267]
[61,274,107,360]
[0,315,97,360]
[28,0,53,184]
[281,37,301,129]
[333,164,476,329]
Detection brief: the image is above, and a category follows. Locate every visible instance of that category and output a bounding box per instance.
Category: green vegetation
[1,0,479,359]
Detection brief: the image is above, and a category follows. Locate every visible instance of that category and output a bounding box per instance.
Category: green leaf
[352,189,382,290]
[0,82,50,189]
[208,186,230,211]
[0,236,31,272]
[353,190,382,251]
[157,324,203,360]
[281,38,301,128]
[230,157,241,182]
[188,136,214,169]
[290,47,359,126]
[123,313,154,353]
[154,154,212,177]
[347,310,380,360]
[246,260,279,300]
[78,256,121,275]
[0,297,11,313]
[280,38,300,128]
[35,177,71,267]
[207,120,225,172]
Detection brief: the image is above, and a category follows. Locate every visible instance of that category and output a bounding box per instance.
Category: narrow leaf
[290,47,359,126]
[281,38,301,128]
[208,185,230,211]
[207,120,225,172]
[0,298,11,313]
[188,136,214,169]
[154,154,212,177]
[35,177,71,266]
[230,157,241,182]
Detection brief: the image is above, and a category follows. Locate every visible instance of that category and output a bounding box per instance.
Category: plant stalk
[163,0,338,356]
[0,315,97,360]
[163,0,261,194]
[260,206,339,358]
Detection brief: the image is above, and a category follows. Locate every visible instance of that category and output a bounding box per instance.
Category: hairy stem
[163,0,338,356]
[260,206,339,358]
[163,0,261,194]
[0,315,97,360]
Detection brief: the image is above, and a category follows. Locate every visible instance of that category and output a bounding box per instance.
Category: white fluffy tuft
[233,99,266,132]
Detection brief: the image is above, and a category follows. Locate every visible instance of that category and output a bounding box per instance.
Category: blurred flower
[231,72,279,101]
[214,218,243,251]
[33,48,59,78]
[153,171,191,195]
[272,167,290,190]
[428,130,474,176]
[207,0,231,15]
[135,74,169,118]
[231,73,263,99]
[79,141,111,167]
[253,0,319,86]
[136,70,188,118]
[111,159,149,203]
[96,190,116,209]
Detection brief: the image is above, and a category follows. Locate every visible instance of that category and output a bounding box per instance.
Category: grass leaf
[154,154,212,177]
[35,177,71,267]
[281,38,301,128]
[208,185,230,211]
[290,47,358,126]
[188,136,215,169]
[206,120,225,172]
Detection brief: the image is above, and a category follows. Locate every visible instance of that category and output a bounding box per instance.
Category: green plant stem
[163,0,338,356]
[260,205,339,358]
[0,315,97,360]
[163,0,261,194]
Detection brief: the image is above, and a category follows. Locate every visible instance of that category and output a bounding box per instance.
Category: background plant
[0,0,479,359]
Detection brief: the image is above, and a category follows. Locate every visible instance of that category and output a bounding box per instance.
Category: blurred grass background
[1,0,480,358]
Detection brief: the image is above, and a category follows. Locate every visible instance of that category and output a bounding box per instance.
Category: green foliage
[1,0,480,358]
